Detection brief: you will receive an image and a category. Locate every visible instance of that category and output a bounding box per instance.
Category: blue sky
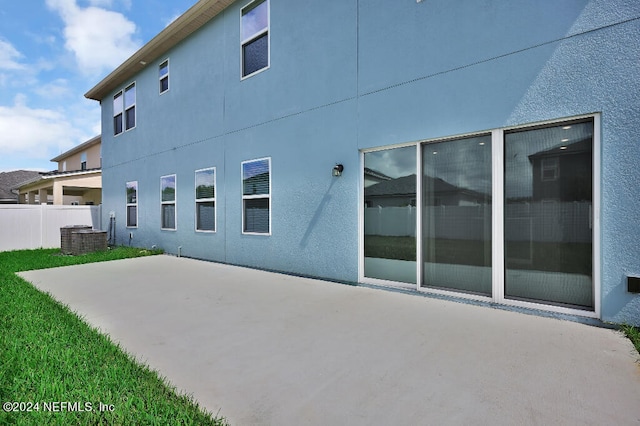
[0,0,197,172]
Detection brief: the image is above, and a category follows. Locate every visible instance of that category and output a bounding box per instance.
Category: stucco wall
[99,0,640,324]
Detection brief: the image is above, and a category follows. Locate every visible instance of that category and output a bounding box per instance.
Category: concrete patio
[19,255,640,425]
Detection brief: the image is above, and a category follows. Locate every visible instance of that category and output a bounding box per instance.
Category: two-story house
[17,135,102,205]
[85,0,640,326]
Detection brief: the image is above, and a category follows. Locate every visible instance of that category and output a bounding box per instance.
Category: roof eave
[50,135,101,162]
[84,0,234,101]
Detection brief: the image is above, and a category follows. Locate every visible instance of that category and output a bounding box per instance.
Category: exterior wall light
[332,164,344,177]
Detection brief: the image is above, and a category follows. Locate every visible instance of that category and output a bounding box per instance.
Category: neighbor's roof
[0,170,43,200]
[51,135,101,162]
[85,0,234,101]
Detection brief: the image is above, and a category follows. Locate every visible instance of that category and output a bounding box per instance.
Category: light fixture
[140,60,147,66]
[560,146,568,150]
[561,138,569,142]
[562,126,572,130]
[479,142,485,146]
[332,164,344,177]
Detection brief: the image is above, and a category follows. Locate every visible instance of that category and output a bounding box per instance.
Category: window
[124,83,136,130]
[113,82,136,134]
[80,152,87,171]
[541,157,559,181]
[161,175,176,230]
[195,168,216,232]
[62,161,67,172]
[241,0,269,78]
[159,59,169,94]
[113,91,123,135]
[126,181,138,228]
[242,158,270,234]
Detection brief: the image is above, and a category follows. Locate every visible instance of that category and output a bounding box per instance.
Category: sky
[0,0,198,172]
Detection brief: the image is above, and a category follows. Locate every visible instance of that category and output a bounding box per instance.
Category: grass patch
[0,247,227,425]
[620,324,640,356]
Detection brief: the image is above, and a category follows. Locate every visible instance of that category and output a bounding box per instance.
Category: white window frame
[113,90,123,136]
[124,82,136,131]
[126,181,138,228]
[240,0,270,79]
[80,152,87,171]
[159,59,169,94]
[195,167,216,233]
[241,157,271,235]
[359,114,601,320]
[160,174,177,231]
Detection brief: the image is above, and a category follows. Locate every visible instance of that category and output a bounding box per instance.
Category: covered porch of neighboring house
[17,170,102,206]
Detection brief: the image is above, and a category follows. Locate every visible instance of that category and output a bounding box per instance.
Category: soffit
[85,0,234,101]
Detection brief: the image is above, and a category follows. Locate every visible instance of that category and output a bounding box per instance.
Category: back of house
[86,0,640,326]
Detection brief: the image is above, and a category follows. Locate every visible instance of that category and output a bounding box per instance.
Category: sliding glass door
[504,119,594,309]
[421,135,492,295]
[363,146,417,284]
[361,116,596,313]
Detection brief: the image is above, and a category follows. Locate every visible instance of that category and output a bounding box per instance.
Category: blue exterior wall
[99,0,640,325]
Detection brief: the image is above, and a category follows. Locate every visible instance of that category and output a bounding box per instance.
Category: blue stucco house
[86,0,640,326]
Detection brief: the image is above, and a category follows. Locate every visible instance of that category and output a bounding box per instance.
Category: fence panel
[0,205,101,252]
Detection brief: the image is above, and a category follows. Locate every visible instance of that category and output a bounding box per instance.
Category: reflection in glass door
[422,135,492,295]
[504,119,593,309]
[363,146,417,284]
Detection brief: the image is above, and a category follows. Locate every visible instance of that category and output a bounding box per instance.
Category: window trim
[241,157,271,235]
[195,167,216,233]
[160,174,177,231]
[240,0,270,80]
[126,181,138,228]
[159,59,169,95]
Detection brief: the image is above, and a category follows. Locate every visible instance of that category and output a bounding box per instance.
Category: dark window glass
[125,107,135,130]
[243,198,269,233]
[160,77,169,93]
[196,201,215,231]
[243,33,268,77]
[114,114,123,135]
[127,206,137,227]
[162,204,176,229]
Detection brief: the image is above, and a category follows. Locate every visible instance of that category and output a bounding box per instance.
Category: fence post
[40,203,45,248]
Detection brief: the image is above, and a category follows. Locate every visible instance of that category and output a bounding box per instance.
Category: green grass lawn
[0,247,227,426]
[620,324,640,355]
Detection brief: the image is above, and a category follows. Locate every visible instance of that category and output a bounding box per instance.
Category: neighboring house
[85,0,640,326]
[16,136,102,205]
[0,170,42,204]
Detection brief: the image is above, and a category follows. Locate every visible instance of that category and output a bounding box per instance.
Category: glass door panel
[504,120,593,309]
[421,135,492,295]
[364,146,417,284]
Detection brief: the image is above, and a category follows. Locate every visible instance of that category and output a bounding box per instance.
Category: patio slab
[19,255,640,425]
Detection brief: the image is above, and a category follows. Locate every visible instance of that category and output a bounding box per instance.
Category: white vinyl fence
[0,204,102,252]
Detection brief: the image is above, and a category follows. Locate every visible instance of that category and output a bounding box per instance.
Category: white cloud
[46,0,141,76]
[0,39,25,71]
[33,78,73,99]
[0,94,84,161]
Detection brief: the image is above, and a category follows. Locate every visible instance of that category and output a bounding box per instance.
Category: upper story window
[113,82,136,135]
[159,59,169,94]
[241,0,269,78]
[80,152,87,171]
[113,92,123,135]
[124,83,136,130]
